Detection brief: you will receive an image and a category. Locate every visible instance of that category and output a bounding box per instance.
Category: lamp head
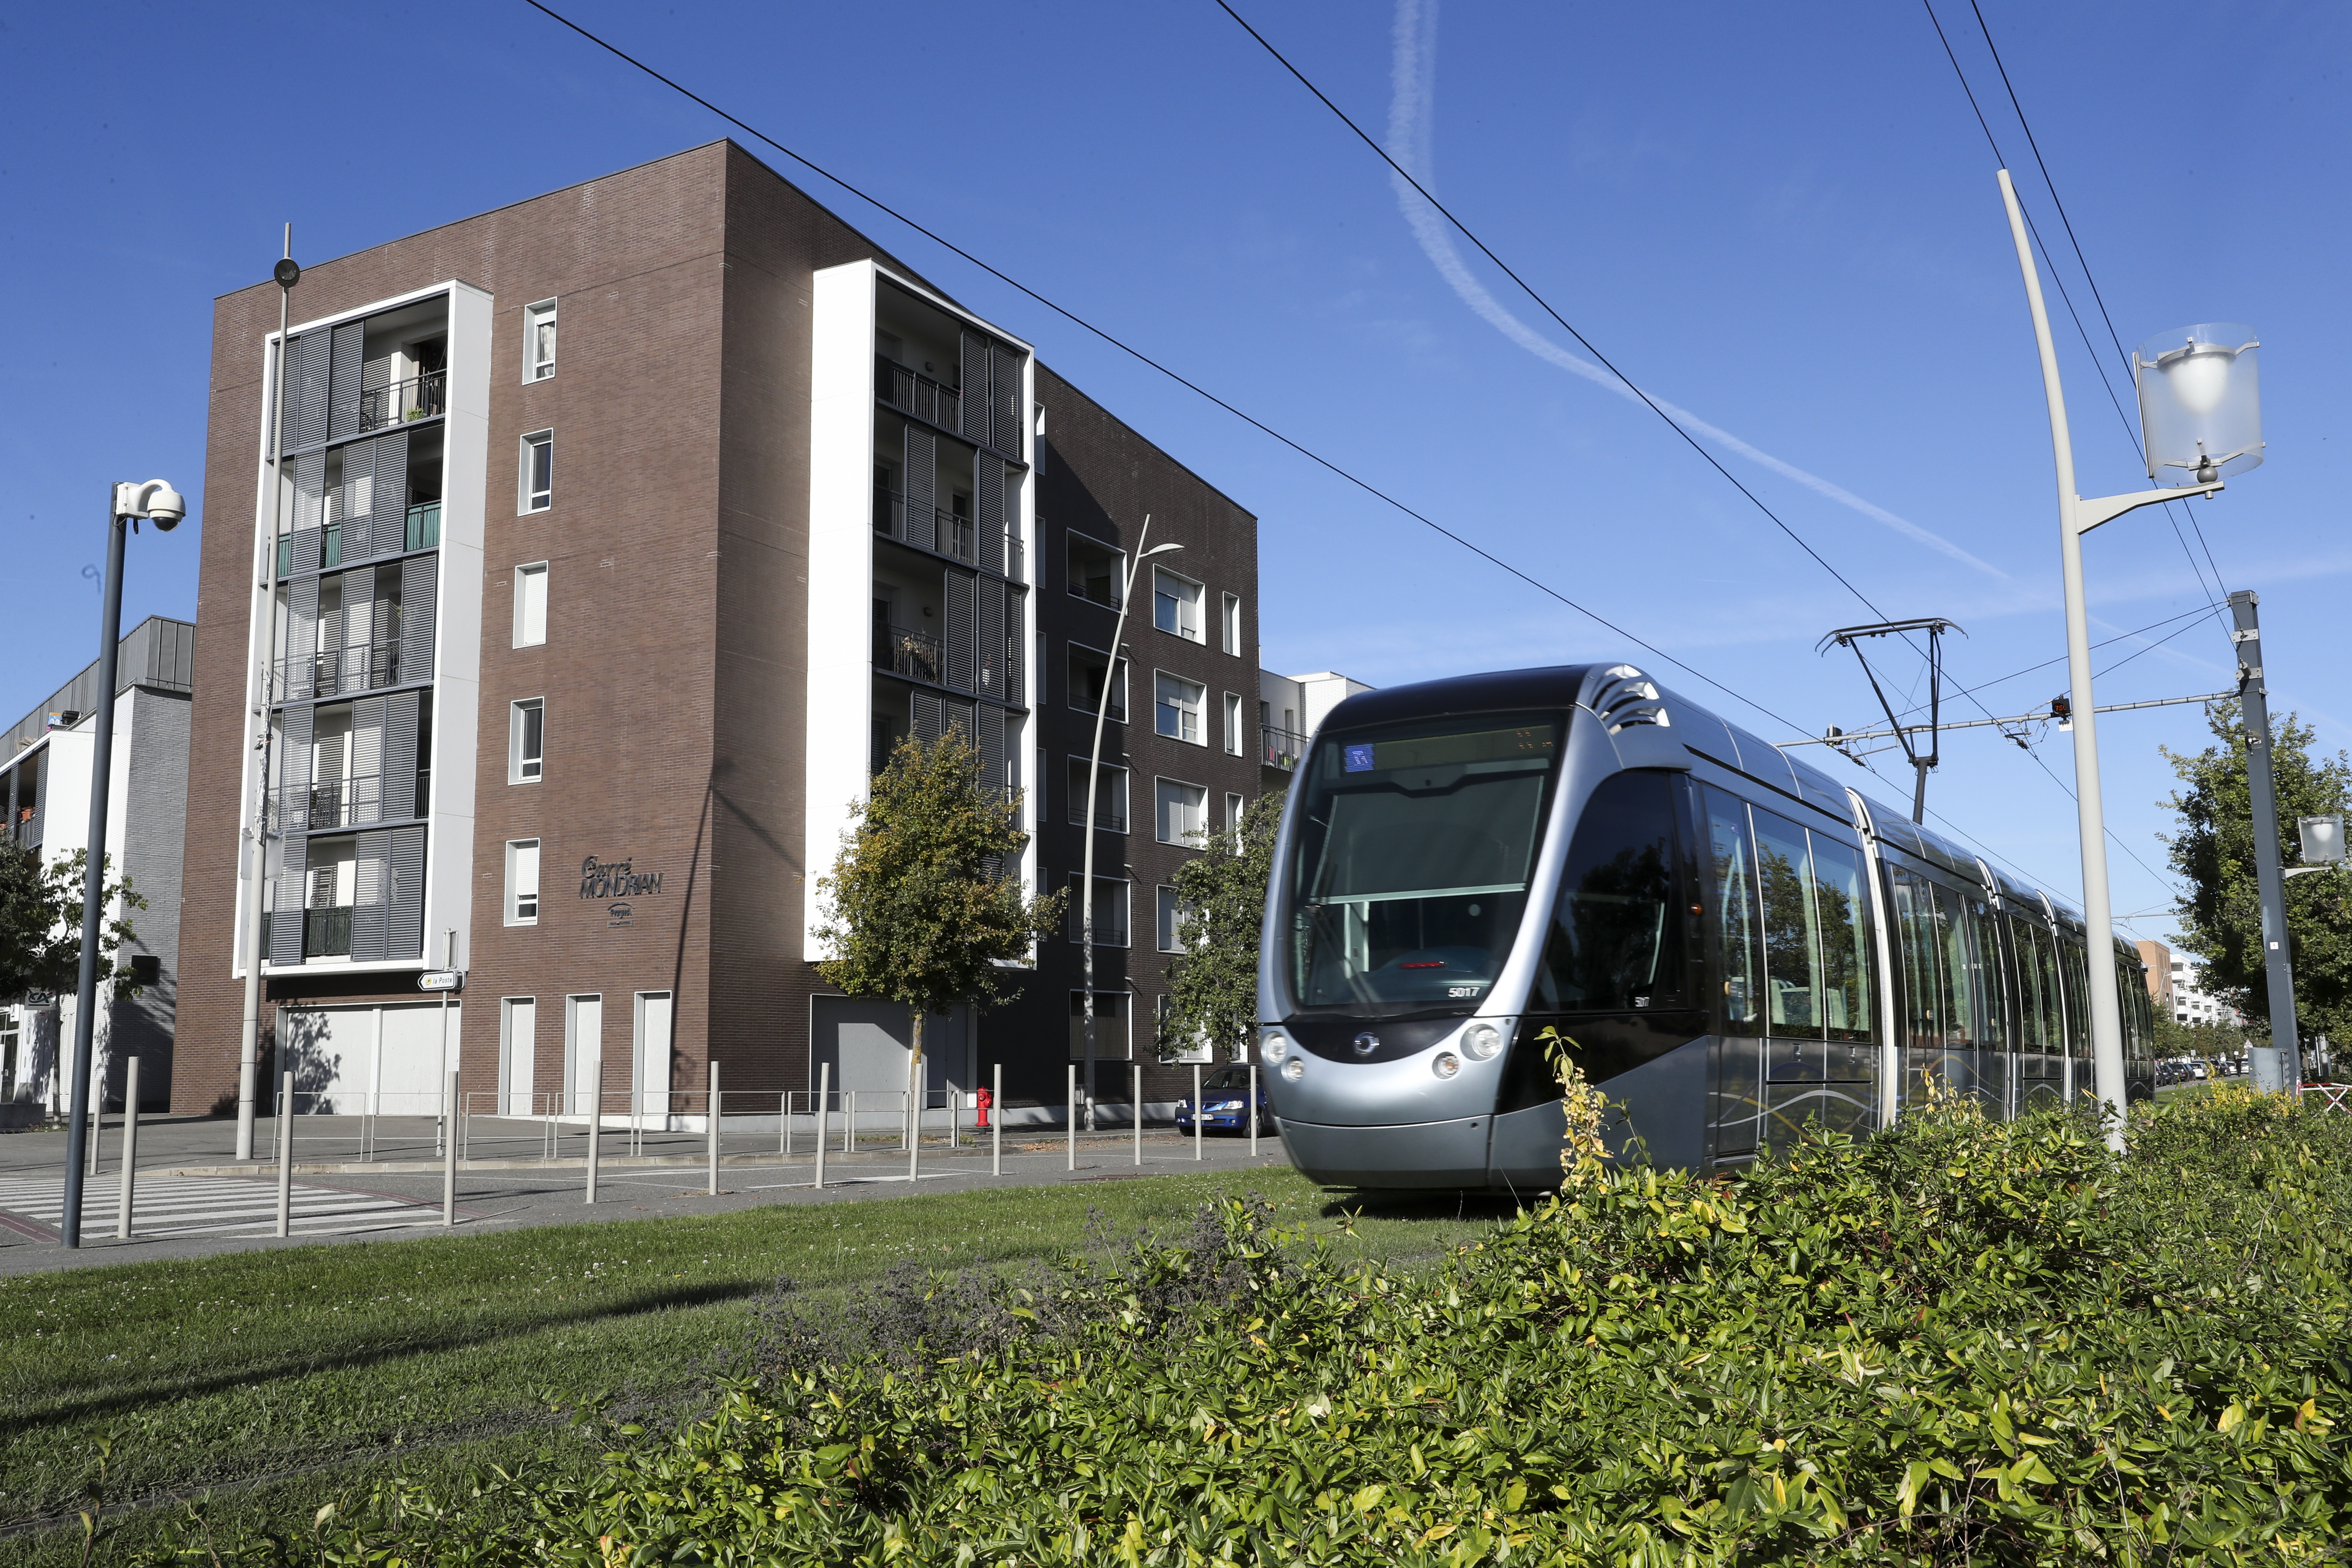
[274,257,301,290]
[2134,323,2263,487]
[1141,541,1184,559]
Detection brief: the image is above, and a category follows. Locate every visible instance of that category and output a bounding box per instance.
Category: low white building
[2168,952,2243,1030]
[1257,669,1370,777]
[0,618,193,1124]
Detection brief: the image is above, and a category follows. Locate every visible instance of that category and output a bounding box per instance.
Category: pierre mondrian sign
[579,858,662,900]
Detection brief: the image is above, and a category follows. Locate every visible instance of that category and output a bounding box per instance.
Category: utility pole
[2230,590,2303,1092]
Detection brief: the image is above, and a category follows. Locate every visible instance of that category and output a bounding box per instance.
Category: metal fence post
[443,1070,458,1228]
[1067,1064,1076,1171]
[707,1061,721,1197]
[274,1071,294,1238]
[1133,1064,1143,1167]
[115,1056,140,1241]
[1249,1063,1259,1159]
[812,1063,830,1191]
[585,1051,602,1204]
[1194,1063,1203,1162]
[991,1062,1001,1178]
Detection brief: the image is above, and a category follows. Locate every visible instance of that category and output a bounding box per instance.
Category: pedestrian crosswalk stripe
[0,1175,441,1240]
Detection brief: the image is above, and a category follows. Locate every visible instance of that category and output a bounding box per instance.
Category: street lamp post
[1079,519,1181,1132]
[236,233,300,1163]
[1997,168,2264,1145]
[61,479,187,1248]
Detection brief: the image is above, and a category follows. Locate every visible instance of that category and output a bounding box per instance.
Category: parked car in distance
[1176,1065,1269,1136]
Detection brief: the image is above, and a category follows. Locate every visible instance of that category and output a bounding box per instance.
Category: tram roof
[1318,661,2092,933]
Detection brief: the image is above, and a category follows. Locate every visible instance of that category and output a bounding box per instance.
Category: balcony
[268,774,385,833]
[874,623,945,685]
[873,488,1025,581]
[877,357,962,433]
[304,906,352,959]
[346,370,446,437]
[273,641,404,703]
[1262,724,1308,770]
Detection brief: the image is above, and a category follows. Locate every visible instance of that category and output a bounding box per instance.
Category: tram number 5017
[1448,985,1480,998]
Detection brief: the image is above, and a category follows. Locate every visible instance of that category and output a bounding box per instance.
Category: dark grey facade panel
[960,330,990,446]
[977,572,1006,703]
[992,344,1023,460]
[912,690,944,747]
[977,453,1005,573]
[945,567,975,691]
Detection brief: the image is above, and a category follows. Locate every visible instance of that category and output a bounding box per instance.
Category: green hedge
[142,1090,2352,1565]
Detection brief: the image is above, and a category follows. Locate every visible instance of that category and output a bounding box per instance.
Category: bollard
[1067,1064,1077,1171]
[1194,1063,1203,1162]
[843,1090,855,1154]
[812,1063,830,1191]
[908,1085,921,1183]
[1133,1064,1143,1166]
[115,1057,141,1241]
[275,1071,294,1238]
[87,1057,104,1178]
[991,1062,1002,1178]
[585,1052,603,1204]
[1249,1063,1259,1159]
[707,1063,721,1197]
[443,1071,458,1228]
[780,1090,791,1158]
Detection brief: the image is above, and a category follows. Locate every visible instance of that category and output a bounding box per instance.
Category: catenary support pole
[275,1071,294,1238]
[114,1056,140,1241]
[991,1062,1001,1177]
[2231,591,2305,1091]
[442,1071,458,1228]
[1999,168,2130,1148]
[707,1061,722,1196]
[239,229,297,1164]
[584,1051,602,1204]
[1194,1063,1203,1161]
[812,1063,830,1190]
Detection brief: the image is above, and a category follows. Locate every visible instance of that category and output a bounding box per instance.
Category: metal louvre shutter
[946,698,976,741]
[977,704,1006,793]
[283,331,331,450]
[976,454,1005,577]
[327,321,367,440]
[959,331,991,444]
[992,344,1024,459]
[385,825,426,960]
[289,453,328,576]
[902,427,937,551]
[945,568,975,692]
[349,695,386,827]
[339,566,376,696]
[976,571,1006,701]
[367,432,410,559]
[268,703,313,968]
[399,555,438,687]
[268,832,310,968]
[1004,583,1027,700]
[379,690,419,822]
[349,829,392,961]
[286,576,321,701]
[911,691,945,748]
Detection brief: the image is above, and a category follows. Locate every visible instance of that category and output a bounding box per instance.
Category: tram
[1256,662,2157,1191]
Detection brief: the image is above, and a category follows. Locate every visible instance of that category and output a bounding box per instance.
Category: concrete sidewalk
[0,1112,1295,1277]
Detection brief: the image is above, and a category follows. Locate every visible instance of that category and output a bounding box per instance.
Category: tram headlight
[1461,1022,1503,1061]
[1281,1057,1305,1082]
[1431,1051,1461,1080]
[1260,1029,1289,1062]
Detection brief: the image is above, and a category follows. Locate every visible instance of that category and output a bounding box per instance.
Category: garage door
[275,1001,461,1115]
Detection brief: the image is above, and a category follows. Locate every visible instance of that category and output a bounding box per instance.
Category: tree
[0,846,143,1004]
[814,729,1064,1116]
[2162,700,2352,1048]
[1156,790,1284,1062]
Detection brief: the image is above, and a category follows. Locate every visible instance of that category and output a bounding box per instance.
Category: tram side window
[2009,918,2051,1052]
[1970,903,2013,1052]
[2031,921,2067,1053]
[1810,836,1874,1042]
[1705,787,1760,1034]
[1752,809,1823,1035]
[2058,937,2091,1059]
[1891,867,1978,1047]
[1534,771,1686,1013]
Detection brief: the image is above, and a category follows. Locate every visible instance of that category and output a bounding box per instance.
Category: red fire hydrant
[976,1085,993,1129]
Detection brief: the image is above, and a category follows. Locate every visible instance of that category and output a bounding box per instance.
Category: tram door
[2011,916,2067,1113]
[1887,867,2009,1115]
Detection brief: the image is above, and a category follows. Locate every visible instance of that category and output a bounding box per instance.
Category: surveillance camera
[141,481,188,529]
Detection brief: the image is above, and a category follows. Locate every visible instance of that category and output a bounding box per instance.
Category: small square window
[1156,885,1187,953]
[1154,672,1205,745]
[507,839,541,925]
[514,563,548,648]
[511,698,544,784]
[1067,531,1124,609]
[1069,643,1127,724]
[1066,874,1129,946]
[1222,692,1243,756]
[1221,592,1241,656]
[520,431,553,514]
[1225,792,1245,836]
[1155,778,1206,846]
[524,299,557,382]
[1066,757,1129,833]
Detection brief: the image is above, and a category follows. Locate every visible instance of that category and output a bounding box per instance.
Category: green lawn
[0,1170,1509,1563]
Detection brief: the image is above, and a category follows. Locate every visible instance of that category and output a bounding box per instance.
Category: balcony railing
[1069,574,1121,611]
[1067,796,1128,834]
[268,774,384,833]
[303,906,352,959]
[273,640,404,702]
[1262,724,1309,770]
[877,357,962,432]
[346,370,446,436]
[874,623,945,685]
[406,500,441,552]
[873,489,1025,582]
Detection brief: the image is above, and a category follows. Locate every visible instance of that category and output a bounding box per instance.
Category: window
[1156,778,1206,846]
[1225,792,1245,838]
[1067,990,1131,1059]
[1223,692,1243,756]
[1157,993,1213,1063]
[1534,771,1685,1014]
[514,563,548,648]
[524,299,557,382]
[510,698,544,784]
[1066,874,1130,946]
[1065,756,1129,833]
[1155,672,1205,744]
[1066,531,1124,609]
[1156,885,1188,953]
[1068,643,1127,723]
[1221,592,1241,656]
[506,839,541,925]
[520,430,553,513]
[1152,567,1204,643]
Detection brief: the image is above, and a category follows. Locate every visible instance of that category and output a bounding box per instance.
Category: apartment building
[1,617,194,1124]
[1256,668,1369,784]
[171,141,1264,1121]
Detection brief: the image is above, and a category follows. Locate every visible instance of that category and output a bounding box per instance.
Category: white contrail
[1388,0,2009,582]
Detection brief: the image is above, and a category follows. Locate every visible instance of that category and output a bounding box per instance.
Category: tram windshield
[1283,716,1560,1016]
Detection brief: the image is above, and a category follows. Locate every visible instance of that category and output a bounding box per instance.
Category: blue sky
[3,0,2346,950]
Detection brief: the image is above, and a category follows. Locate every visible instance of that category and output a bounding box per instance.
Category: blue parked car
[1175,1065,1270,1136]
